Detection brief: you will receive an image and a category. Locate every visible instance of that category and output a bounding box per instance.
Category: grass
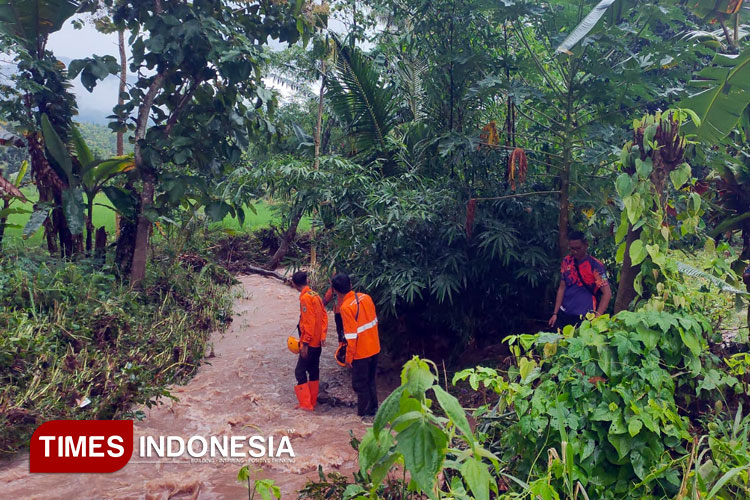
[3,188,311,248]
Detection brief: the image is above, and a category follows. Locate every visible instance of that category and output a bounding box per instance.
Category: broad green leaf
[679,328,702,357]
[374,385,405,434]
[615,173,634,198]
[41,113,73,184]
[615,241,626,263]
[102,186,137,220]
[82,156,135,188]
[635,325,659,351]
[460,458,490,500]
[0,0,79,53]
[627,417,642,437]
[62,188,84,235]
[432,386,473,439]
[71,125,94,168]
[670,162,691,189]
[396,421,447,494]
[402,357,436,397]
[624,194,642,225]
[13,160,28,188]
[205,201,231,222]
[23,206,49,239]
[608,433,631,460]
[631,450,646,480]
[358,428,393,474]
[629,240,647,266]
[688,192,701,213]
[555,0,618,54]
[681,47,750,143]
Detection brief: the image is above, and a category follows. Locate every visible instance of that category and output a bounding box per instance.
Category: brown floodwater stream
[0,275,378,499]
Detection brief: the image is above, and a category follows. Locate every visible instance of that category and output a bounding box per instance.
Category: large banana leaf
[680,47,750,143]
[82,155,134,188]
[556,0,619,55]
[40,113,73,185]
[0,0,79,52]
[675,260,749,295]
[71,125,94,168]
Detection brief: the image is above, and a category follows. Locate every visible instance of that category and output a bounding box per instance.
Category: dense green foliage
[75,121,133,158]
[0,244,233,454]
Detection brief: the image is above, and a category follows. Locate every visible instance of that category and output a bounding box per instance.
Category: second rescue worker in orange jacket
[331,273,380,418]
[292,271,328,411]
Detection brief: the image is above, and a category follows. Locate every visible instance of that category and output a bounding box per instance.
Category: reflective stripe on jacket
[340,291,380,363]
[299,286,328,348]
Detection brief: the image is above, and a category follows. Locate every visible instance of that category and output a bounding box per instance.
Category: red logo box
[30,420,133,473]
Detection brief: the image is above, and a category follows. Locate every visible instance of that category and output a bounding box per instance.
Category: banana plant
[40,113,134,253]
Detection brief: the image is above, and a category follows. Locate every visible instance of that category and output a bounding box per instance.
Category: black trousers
[352,354,378,416]
[555,311,583,330]
[295,346,322,385]
[334,313,344,343]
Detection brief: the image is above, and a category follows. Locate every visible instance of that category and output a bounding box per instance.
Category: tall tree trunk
[310,59,326,273]
[115,182,138,276]
[26,131,67,256]
[116,29,126,157]
[128,73,165,285]
[557,114,573,257]
[614,225,642,313]
[266,206,303,270]
[116,28,127,239]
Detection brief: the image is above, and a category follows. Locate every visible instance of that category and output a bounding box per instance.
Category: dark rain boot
[294,383,314,411]
[308,380,319,410]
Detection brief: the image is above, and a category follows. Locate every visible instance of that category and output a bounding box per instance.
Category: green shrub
[0,253,233,455]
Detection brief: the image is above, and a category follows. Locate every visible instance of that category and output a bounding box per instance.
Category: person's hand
[548,313,557,327]
[301,343,309,359]
[321,339,326,348]
[346,361,352,368]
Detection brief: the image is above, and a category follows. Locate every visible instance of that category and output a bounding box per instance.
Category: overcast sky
[47,14,331,124]
[48,19,131,123]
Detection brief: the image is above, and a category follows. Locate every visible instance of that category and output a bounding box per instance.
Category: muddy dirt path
[0,275,375,499]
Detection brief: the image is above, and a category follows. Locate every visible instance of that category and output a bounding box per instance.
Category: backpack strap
[573,258,598,299]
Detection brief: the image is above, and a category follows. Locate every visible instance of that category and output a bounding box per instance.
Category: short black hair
[568,230,587,243]
[331,273,351,294]
[292,271,308,286]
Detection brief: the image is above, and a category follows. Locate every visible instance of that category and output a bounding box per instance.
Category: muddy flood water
[0,275,381,499]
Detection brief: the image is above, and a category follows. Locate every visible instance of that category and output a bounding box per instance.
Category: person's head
[330,273,351,295]
[568,231,588,261]
[292,271,308,291]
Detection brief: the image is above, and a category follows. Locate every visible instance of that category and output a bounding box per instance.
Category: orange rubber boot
[308,380,319,410]
[294,383,314,410]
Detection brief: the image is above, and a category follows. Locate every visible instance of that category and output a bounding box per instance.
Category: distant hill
[76,121,133,158]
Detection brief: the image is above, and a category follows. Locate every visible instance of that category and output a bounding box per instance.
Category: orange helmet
[335,342,347,367]
[287,336,300,354]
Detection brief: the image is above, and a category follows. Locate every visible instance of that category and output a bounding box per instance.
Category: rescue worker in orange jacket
[292,271,328,411]
[331,273,380,418]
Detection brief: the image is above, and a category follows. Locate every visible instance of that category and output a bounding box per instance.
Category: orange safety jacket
[299,286,328,348]
[340,291,380,364]
[323,287,343,314]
